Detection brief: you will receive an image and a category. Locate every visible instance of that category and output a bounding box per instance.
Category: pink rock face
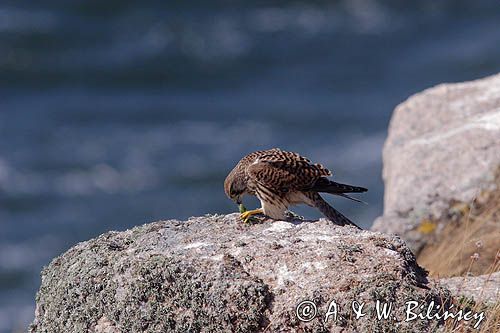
[30,215,446,333]
[373,73,500,251]
[438,272,500,306]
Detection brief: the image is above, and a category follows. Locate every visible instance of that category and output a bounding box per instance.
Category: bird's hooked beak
[235,197,242,205]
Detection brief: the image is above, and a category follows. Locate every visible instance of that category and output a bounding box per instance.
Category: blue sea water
[1,1,500,331]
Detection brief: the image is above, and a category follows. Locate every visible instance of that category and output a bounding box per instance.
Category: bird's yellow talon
[239,208,263,221]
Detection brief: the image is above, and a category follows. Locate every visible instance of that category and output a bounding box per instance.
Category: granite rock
[438,272,500,306]
[31,214,448,333]
[372,73,500,252]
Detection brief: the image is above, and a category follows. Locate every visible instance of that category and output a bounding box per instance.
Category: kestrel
[224,148,367,228]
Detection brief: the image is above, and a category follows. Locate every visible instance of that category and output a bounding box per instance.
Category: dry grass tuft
[417,186,499,278]
[417,171,500,332]
[440,292,499,333]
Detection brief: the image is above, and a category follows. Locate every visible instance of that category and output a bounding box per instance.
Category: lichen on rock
[31,215,450,333]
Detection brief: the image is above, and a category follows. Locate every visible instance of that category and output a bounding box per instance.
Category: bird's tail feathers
[335,193,368,205]
[310,192,362,229]
[312,179,367,194]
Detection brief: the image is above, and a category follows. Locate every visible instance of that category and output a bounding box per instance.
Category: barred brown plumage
[224,148,367,228]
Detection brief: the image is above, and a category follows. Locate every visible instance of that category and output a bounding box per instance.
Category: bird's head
[224,166,247,205]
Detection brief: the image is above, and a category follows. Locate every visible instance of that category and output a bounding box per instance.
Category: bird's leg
[240,208,264,222]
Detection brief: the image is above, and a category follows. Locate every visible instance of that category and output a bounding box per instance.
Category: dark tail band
[311,178,368,194]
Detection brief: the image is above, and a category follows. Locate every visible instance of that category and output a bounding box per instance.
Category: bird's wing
[246,150,331,193]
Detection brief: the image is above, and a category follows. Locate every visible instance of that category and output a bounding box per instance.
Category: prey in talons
[238,204,263,223]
